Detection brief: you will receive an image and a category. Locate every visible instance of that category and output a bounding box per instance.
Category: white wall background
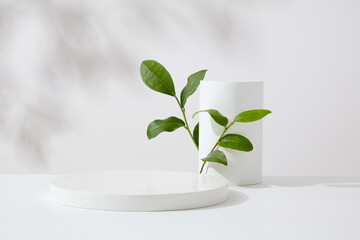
[0,0,359,175]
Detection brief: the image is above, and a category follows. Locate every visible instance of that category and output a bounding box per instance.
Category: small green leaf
[147,117,185,139]
[193,123,199,148]
[180,70,207,107]
[234,109,271,123]
[140,60,176,96]
[193,109,228,127]
[218,134,253,152]
[201,150,227,166]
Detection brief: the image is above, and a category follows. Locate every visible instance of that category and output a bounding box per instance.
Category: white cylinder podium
[199,81,264,185]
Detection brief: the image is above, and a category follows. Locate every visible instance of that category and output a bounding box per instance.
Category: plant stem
[199,162,206,174]
[211,121,234,152]
[199,161,206,174]
[199,121,235,174]
[175,97,199,150]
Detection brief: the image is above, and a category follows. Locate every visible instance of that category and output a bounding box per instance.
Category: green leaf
[180,70,207,107]
[140,60,176,96]
[147,117,185,139]
[193,109,228,127]
[218,134,253,152]
[234,109,271,123]
[193,123,199,148]
[201,150,227,166]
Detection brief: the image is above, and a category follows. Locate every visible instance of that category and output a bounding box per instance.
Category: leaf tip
[146,130,153,140]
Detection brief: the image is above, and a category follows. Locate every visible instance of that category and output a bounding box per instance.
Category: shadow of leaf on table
[240,176,360,189]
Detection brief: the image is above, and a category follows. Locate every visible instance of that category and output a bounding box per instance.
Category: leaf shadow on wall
[0,0,247,168]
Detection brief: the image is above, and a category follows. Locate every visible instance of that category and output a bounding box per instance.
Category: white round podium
[51,170,228,211]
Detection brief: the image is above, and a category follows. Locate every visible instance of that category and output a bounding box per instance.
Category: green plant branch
[175,96,199,150]
[199,121,235,174]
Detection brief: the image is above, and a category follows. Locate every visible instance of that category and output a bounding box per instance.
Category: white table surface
[1,175,360,240]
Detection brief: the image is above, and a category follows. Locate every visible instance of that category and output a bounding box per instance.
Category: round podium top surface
[51,170,228,211]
